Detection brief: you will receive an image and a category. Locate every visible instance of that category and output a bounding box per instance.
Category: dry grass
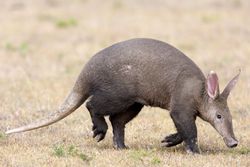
[0,0,250,166]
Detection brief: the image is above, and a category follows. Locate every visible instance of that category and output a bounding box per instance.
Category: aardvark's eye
[217,114,222,119]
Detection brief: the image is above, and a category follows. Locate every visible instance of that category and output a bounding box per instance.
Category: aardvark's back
[83,38,205,109]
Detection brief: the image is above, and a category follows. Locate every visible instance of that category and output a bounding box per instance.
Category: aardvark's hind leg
[86,101,108,142]
[109,103,143,149]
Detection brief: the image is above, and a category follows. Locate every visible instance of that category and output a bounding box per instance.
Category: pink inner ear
[207,71,219,99]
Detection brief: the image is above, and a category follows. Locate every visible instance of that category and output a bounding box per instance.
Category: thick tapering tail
[5,90,88,135]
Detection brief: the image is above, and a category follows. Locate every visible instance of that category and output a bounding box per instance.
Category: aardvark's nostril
[225,137,238,148]
[228,140,238,148]
[229,142,238,148]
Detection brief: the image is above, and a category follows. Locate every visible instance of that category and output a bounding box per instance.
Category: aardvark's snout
[224,138,238,148]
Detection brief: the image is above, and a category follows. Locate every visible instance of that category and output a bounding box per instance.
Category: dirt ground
[0,0,249,166]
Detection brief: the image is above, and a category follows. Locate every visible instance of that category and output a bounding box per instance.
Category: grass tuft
[78,153,90,161]
[0,132,6,140]
[68,145,78,156]
[222,147,250,155]
[130,149,150,161]
[151,157,161,165]
[53,145,66,157]
[5,42,29,55]
[56,18,78,28]
[201,14,220,23]
[5,43,16,51]
[19,42,29,55]
[52,144,91,162]
[236,147,250,155]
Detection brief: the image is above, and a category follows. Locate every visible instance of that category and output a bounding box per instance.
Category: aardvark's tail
[6,88,88,134]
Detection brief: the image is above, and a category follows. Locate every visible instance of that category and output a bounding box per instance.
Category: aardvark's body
[6,38,240,153]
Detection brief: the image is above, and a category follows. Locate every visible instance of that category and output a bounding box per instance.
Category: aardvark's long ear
[221,70,241,99]
[206,71,220,100]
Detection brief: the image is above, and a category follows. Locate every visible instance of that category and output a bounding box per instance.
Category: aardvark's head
[200,70,240,148]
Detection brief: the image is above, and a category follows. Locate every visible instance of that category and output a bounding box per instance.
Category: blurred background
[1,0,249,78]
[0,0,249,166]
